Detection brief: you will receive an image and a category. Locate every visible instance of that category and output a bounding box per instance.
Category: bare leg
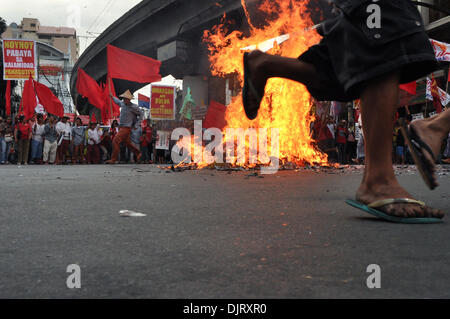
[356,72,443,218]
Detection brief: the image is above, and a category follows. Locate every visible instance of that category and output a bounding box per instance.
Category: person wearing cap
[106,90,143,164]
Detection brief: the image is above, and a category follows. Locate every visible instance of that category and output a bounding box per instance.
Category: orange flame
[203,0,328,166]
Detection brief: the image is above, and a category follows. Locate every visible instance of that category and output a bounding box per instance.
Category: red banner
[107,44,162,84]
[2,39,37,80]
[150,85,176,120]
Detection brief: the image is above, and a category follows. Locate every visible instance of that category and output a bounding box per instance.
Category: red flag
[97,77,120,124]
[22,75,37,119]
[76,68,104,109]
[107,44,162,83]
[33,81,64,118]
[203,100,227,131]
[91,112,97,123]
[5,80,11,116]
[399,81,417,95]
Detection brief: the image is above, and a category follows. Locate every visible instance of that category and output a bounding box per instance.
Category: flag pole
[108,75,113,124]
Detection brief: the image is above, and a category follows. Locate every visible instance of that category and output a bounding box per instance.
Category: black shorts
[298,0,438,102]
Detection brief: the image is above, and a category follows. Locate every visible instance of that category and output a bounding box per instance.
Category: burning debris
[173,0,328,170]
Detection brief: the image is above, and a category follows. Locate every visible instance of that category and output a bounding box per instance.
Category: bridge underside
[70,0,248,115]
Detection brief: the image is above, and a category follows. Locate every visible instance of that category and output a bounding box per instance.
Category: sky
[1,0,142,54]
[0,0,181,98]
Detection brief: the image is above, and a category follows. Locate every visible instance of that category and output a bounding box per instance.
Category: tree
[0,17,18,117]
[0,17,6,37]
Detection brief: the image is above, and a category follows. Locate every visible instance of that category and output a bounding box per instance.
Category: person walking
[105,90,143,164]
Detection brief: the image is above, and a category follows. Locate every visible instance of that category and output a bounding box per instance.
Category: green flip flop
[346,198,443,224]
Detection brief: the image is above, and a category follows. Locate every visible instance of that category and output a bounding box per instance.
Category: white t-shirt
[88,128,103,145]
[56,122,72,140]
[32,123,45,143]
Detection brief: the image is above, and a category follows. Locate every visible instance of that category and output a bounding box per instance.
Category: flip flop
[399,120,438,190]
[346,199,443,224]
[242,52,263,120]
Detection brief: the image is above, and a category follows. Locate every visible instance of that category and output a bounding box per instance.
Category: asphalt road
[0,164,449,298]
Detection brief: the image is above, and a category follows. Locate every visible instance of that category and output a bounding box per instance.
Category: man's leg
[50,142,57,164]
[356,72,443,218]
[244,50,320,112]
[109,130,127,162]
[125,140,141,162]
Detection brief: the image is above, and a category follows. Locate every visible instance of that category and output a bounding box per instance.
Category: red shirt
[18,123,31,140]
[140,135,149,147]
[144,127,152,141]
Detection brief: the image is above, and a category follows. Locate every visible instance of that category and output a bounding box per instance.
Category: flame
[202,0,328,166]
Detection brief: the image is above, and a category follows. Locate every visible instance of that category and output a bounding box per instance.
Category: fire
[202,0,328,166]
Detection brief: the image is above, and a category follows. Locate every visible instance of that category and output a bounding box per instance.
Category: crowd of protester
[0,114,161,165]
[1,113,449,166]
[312,114,450,165]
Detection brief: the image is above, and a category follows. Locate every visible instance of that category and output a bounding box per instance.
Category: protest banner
[2,39,37,80]
[155,130,171,150]
[150,85,176,120]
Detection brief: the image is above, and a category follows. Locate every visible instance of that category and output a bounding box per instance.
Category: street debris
[151,161,450,177]
[119,210,147,217]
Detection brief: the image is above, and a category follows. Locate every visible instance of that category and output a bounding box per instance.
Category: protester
[346,126,356,164]
[56,116,72,164]
[72,118,85,164]
[30,114,45,164]
[99,130,111,162]
[142,119,153,163]
[0,117,7,164]
[43,116,59,165]
[110,120,119,140]
[3,117,15,164]
[105,90,143,164]
[87,122,102,164]
[241,0,444,220]
[14,115,32,165]
[336,120,348,164]
[395,120,405,165]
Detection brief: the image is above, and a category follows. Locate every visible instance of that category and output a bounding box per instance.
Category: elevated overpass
[70,0,248,115]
